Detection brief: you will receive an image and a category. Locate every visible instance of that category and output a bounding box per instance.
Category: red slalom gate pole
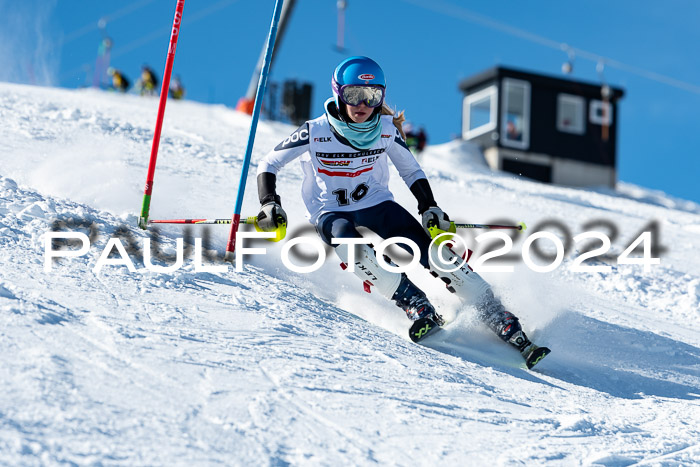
[138,0,185,230]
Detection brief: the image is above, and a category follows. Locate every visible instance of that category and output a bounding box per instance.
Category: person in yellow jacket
[136,65,158,96]
[107,68,130,93]
[169,75,185,100]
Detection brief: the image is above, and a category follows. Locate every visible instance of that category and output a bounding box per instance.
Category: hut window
[557,94,585,135]
[590,100,613,125]
[501,78,530,149]
[464,85,497,139]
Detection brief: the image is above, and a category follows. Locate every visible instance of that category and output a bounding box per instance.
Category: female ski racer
[255,56,548,367]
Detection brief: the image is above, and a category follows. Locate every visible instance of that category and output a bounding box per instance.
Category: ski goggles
[336,84,385,108]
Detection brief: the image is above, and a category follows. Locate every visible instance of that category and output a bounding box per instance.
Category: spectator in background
[506,119,522,142]
[404,122,428,156]
[107,67,130,93]
[169,76,185,100]
[136,65,158,96]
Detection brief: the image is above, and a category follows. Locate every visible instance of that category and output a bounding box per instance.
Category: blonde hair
[381,103,406,140]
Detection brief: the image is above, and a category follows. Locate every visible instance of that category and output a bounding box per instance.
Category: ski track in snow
[1,83,699,465]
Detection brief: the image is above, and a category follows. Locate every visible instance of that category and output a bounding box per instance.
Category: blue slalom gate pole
[225,0,284,261]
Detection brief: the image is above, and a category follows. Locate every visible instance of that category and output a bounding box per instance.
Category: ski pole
[149,216,286,242]
[149,218,526,231]
[149,218,255,225]
[454,221,527,231]
[225,0,284,262]
[138,0,185,230]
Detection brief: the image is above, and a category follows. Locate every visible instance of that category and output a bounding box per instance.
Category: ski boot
[476,290,550,369]
[392,274,444,342]
[334,242,443,343]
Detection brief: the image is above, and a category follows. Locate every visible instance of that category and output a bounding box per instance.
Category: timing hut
[459,66,624,187]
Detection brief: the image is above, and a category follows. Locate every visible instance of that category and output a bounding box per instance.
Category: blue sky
[2,0,699,204]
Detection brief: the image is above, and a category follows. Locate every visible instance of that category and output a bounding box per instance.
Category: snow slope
[1,82,699,465]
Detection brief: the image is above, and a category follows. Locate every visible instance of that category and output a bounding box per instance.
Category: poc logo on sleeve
[275,123,309,150]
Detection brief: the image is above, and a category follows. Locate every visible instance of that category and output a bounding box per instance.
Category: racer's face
[346,103,371,123]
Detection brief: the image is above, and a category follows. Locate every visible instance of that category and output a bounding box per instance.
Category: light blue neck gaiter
[324,98,382,150]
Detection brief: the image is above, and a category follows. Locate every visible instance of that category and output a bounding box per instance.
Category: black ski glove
[257,172,287,231]
[421,207,452,235]
[258,172,281,206]
[257,202,287,231]
[409,178,437,215]
[410,179,452,237]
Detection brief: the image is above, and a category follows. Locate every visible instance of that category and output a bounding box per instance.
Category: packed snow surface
[1,83,699,465]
